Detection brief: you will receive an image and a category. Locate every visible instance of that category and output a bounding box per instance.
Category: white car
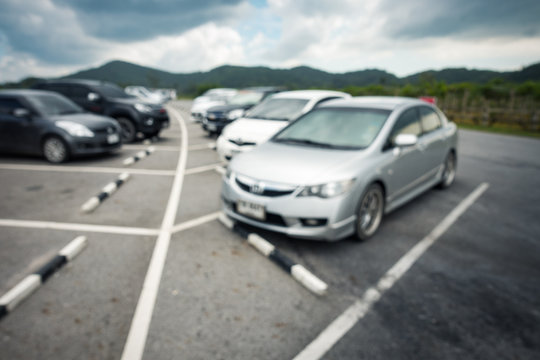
[125,86,166,104]
[216,90,351,161]
[190,88,237,122]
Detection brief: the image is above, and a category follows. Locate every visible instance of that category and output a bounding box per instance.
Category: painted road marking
[171,211,221,234]
[188,142,216,151]
[0,219,160,236]
[184,163,224,175]
[0,163,175,176]
[122,145,181,152]
[120,105,188,360]
[293,182,490,360]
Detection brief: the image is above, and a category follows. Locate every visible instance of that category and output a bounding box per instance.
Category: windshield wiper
[274,137,335,148]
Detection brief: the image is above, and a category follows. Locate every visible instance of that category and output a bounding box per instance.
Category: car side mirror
[394,134,418,147]
[13,108,31,118]
[87,92,101,102]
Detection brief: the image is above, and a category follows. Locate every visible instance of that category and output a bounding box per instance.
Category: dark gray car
[0,89,122,163]
[221,97,458,241]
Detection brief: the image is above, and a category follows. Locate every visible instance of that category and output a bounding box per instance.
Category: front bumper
[221,174,357,241]
[202,117,231,133]
[216,135,255,162]
[68,132,122,156]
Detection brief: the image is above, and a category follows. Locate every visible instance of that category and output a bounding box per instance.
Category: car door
[382,107,426,202]
[0,97,38,153]
[418,106,447,177]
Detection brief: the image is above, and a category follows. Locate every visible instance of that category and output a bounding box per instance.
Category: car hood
[191,100,225,112]
[49,113,118,130]
[230,141,366,185]
[207,104,253,113]
[222,118,289,144]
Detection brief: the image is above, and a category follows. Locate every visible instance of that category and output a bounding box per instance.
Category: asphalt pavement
[0,100,538,360]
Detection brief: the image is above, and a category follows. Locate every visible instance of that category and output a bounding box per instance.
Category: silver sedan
[221,97,458,241]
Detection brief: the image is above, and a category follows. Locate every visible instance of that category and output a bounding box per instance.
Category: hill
[3,60,540,95]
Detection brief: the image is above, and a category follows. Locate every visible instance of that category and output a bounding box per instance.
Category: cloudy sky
[1,0,540,82]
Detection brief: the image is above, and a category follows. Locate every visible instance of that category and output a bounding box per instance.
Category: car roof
[0,89,58,97]
[270,90,350,101]
[317,96,428,111]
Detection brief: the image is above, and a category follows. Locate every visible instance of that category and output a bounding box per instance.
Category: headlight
[298,179,355,198]
[227,109,244,120]
[134,103,152,113]
[56,121,94,137]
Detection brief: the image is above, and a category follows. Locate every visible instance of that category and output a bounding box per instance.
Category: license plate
[161,121,169,128]
[107,134,119,144]
[237,200,266,220]
[207,124,216,131]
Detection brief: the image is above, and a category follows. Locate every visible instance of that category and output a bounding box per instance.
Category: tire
[43,136,69,163]
[438,152,456,189]
[355,183,384,241]
[116,117,136,143]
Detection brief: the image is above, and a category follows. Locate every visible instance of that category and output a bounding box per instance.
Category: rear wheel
[116,117,136,143]
[43,136,69,163]
[355,183,384,241]
[438,152,456,189]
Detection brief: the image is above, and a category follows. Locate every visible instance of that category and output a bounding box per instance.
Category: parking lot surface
[1,100,539,359]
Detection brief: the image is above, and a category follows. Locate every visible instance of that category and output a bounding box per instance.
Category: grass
[456,123,540,139]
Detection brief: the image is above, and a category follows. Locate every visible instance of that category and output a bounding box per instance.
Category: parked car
[190,88,237,122]
[33,79,169,143]
[203,87,283,135]
[0,89,122,163]
[216,90,350,161]
[125,86,167,104]
[221,97,457,241]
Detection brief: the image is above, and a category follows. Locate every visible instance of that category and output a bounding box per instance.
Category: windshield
[227,91,264,106]
[95,83,133,99]
[246,98,309,121]
[273,108,390,149]
[27,93,83,116]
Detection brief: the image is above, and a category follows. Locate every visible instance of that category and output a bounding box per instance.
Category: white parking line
[120,105,188,360]
[171,211,221,234]
[122,145,181,152]
[293,182,490,360]
[0,219,159,236]
[0,163,175,176]
[184,163,224,175]
[188,142,216,151]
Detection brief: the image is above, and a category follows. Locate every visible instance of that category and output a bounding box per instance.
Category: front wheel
[438,152,456,189]
[43,136,69,163]
[116,117,136,143]
[355,183,384,241]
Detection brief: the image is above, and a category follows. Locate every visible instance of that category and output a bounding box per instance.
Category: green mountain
[4,60,540,95]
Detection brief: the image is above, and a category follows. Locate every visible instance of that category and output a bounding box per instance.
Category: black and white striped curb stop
[81,173,131,213]
[123,146,155,165]
[218,213,328,296]
[0,236,88,320]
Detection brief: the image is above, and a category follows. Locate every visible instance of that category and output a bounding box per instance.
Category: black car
[0,89,122,163]
[33,79,169,142]
[202,87,283,135]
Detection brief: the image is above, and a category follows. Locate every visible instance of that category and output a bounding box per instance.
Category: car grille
[235,177,296,197]
[223,197,288,227]
[93,126,117,135]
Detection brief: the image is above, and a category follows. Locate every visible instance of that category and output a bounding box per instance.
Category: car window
[246,98,309,121]
[42,84,71,97]
[0,97,25,116]
[273,107,390,149]
[26,93,83,116]
[386,107,421,149]
[419,106,442,133]
[227,92,264,106]
[70,85,92,99]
